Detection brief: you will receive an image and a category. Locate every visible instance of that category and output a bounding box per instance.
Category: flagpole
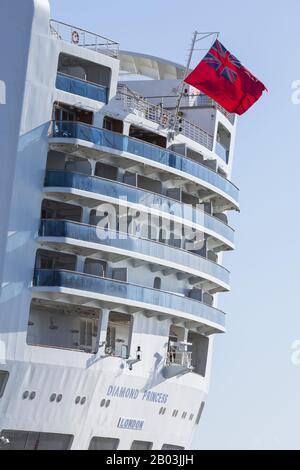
[172,31,198,134]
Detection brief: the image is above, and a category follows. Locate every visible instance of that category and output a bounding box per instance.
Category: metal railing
[117,84,214,151]
[194,95,236,125]
[50,20,119,58]
[166,350,193,369]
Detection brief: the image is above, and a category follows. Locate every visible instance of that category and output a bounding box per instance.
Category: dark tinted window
[89,437,119,450]
[0,371,9,398]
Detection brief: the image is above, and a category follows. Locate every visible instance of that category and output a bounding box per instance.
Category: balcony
[163,348,193,378]
[166,349,193,369]
[39,220,230,291]
[44,170,235,248]
[117,84,213,150]
[56,73,108,104]
[49,121,240,208]
[33,270,226,333]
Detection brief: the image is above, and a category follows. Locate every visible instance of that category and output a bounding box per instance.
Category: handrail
[39,219,230,275]
[50,19,119,58]
[49,121,240,199]
[117,84,214,150]
[166,350,193,368]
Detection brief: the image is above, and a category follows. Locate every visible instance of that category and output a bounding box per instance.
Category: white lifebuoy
[72,31,80,45]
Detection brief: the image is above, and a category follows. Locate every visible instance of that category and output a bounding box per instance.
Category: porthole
[81,397,86,405]
[100,399,106,407]
[56,394,63,403]
[159,407,164,415]
[189,414,194,421]
[162,408,166,415]
[29,391,36,401]
[75,396,81,405]
[182,412,187,419]
[105,400,110,408]
[22,391,29,400]
[50,393,56,402]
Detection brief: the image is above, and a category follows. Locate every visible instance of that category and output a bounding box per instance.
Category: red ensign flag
[185,39,267,115]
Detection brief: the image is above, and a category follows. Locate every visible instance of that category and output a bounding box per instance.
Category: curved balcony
[33,269,226,333]
[50,121,239,209]
[39,220,230,291]
[44,171,235,249]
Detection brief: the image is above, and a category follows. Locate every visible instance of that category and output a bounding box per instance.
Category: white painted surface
[0,0,237,450]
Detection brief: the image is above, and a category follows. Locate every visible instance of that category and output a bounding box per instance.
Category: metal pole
[172,31,198,133]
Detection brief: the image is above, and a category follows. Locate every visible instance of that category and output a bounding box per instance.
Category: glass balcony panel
[56,73,108,103]
[39,220,230,286]
[44,170,235,245]
[51,121,239,204]
[33,269,226,328]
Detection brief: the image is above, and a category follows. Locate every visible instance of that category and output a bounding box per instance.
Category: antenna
[172,31,219,135]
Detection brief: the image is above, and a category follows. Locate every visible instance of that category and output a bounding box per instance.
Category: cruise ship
[0,0,239,450]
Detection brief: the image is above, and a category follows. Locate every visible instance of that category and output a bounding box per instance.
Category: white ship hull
[0,0,238,450]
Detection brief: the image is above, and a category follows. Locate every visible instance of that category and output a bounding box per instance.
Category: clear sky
[50,0,300,450]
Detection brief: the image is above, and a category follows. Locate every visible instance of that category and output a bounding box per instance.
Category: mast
[172,31,219,135]
[172,31,198,132]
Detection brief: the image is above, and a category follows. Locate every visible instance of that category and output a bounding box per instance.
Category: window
[131,440,153,450]
[112,268,127,282]
[187,332,209,376]
[0,431,73,450]
[153,277,162,290]
[84,259,107,277]
[88,437,119,450]
[103,117,123,134]
[0,371,9,398]
[27,300,100,354]
[162,444,185,450]
[41,199,82,222]
[216,123,231,164]
[195,402,205,425]
[79,318,99,353]
[35,249,76,271]
[105,312,132,358]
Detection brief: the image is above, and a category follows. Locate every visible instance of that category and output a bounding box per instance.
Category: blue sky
[50,0,300,449]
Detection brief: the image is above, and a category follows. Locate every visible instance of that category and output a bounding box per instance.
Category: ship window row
[46,139,226,226]
[52,101,230,181]
[27,298,209,377]
[0,371,9,398]
[41,196,219,259]
[0,430,183,451]
[34,246,215,305]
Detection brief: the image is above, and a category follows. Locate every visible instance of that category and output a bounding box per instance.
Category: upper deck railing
[117,84,214,151]
[194,95,236,125]
[50,20,120,58]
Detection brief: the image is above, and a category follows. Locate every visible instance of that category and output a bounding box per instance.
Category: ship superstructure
[0,0,239,450]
